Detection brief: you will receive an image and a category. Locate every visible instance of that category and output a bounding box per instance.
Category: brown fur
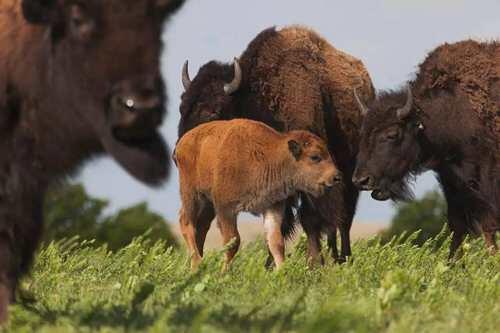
[414,40,500,140]
[179,25,375,264]
[0,0,185,322]
[174,119,338,269]
[354,40,499,257]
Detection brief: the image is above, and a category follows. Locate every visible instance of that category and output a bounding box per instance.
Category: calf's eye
[310,155,322,163]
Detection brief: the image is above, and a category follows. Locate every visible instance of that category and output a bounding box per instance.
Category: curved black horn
[224,58,242,95]
[396,85,414,120]
[354,88,369,116]
[182,60,191,91]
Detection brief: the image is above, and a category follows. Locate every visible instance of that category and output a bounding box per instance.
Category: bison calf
[174,119,340,270]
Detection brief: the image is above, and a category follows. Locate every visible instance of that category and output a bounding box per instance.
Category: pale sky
[78,0,500,224]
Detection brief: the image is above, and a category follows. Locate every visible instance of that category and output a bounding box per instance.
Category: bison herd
[0,0,497,323]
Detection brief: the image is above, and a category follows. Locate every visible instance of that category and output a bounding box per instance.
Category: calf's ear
[22,0,57,25]
[288,140,302,161]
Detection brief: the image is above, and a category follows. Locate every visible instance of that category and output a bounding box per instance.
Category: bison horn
[396,85,414,120]
[182,60,191,91]
[224,58,242,95]
[353,88,369,116]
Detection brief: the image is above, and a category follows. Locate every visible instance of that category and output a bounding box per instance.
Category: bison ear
[154,0,186,16]
[22,0,57,25]
[288,140,302,161]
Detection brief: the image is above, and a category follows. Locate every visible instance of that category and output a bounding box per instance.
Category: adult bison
[0,0,185,321]
[179,26,375,264]
[353,40,499,257]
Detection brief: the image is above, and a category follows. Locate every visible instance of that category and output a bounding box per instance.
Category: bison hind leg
[216,211,240,272]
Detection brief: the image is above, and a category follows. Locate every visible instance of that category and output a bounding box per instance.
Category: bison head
[352,86,424,201]
[178,58,242,137]
[21,0,186,185]
[287,131,342,198]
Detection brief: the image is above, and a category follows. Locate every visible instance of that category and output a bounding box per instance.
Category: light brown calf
[174,119,340,270]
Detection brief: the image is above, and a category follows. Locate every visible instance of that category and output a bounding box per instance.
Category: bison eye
[310,155,322,163]
[386,130,400,141]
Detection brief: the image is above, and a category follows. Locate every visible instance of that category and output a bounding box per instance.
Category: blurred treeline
[43,182,449,250]
[43,182,177,250]
[382,190,448,245]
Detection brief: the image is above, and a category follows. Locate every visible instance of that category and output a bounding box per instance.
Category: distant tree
[42,182,177,250]
[382,190,448,245]
[43,183,108,242]
[97,203,178,251]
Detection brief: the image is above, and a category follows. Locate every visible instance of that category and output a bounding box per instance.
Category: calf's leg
[217,212,239,272]
[179,205,202,270]
[263,202,286,268]
[195,201,215,258]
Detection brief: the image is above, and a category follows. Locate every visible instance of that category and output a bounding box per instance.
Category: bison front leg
[317,180,358,263]
[337,182,358,262]
[0,187,44,323]
[0,232,15,323]
[263,202,286,268]
[299,198,325,266]
[480,213,498,255]
[441,181,469,260]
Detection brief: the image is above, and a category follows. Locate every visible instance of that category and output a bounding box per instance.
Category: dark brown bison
[353,40,499,257]
[178,26,375,265]
[0,0,185,321]
[175,119,339,270]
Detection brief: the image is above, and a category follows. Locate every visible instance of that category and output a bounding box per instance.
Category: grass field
[5,231,500,332]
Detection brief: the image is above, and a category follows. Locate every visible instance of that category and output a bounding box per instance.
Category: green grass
[5,231,500,332]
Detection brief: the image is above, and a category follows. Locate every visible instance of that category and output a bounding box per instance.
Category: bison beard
[0,0,186,322]
[372,176,415,202]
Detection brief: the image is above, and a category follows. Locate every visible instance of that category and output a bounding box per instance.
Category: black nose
[352,175,373,190]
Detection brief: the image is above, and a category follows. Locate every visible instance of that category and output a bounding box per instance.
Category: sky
[78,0,500,224]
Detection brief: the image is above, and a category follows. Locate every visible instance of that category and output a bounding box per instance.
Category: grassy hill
[5,232,500,332]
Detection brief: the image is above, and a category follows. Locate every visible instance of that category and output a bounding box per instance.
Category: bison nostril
[114,95,162,113]
[123,98,136,111]
[333,174,343,183]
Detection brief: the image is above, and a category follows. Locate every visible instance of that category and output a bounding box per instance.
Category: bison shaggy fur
[0,0,185,321]
[353,40,499,257]
[179,25,375,264]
